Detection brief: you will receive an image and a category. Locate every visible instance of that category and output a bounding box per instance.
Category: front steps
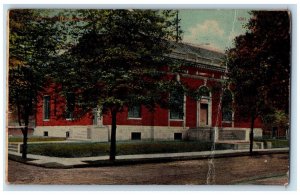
[216,141,265,150]
[234,142,250,150]
[67,126,108,142]
[8,143,20,153]
[67,130,91,141]
[187,127,214,141]
[218,129,246,141]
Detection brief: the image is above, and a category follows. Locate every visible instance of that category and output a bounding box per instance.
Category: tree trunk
[21,112,30,159]
[16,94,29,159]
[21,126,28,159]
[109,109,117,161]
[249,114,255,155]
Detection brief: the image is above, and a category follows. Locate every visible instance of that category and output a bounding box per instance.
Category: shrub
[26,141,227,157]
[9,136,66,143]
[254,138,289,148]
[27,142,109,157]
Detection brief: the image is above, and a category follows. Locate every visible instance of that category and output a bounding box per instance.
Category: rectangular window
[43,131,48,137]
[131,132,141,140]
[128,105,141,118]
[66,93,75,120]
[43,96,50,120]
[169,92,184,120]
[174,133,182,140]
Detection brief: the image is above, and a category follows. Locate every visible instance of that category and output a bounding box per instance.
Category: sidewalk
[8,148,289,168]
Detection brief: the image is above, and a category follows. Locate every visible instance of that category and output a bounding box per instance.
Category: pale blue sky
[179,10,251,52]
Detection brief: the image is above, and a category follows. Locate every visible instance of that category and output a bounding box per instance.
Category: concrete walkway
[8,148,289,168]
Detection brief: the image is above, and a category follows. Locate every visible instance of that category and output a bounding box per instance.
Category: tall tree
[226,11,290,153]
[53,10,181,161]
[9,10,63,158]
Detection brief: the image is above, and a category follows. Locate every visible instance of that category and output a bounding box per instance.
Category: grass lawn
[26,141,227,158]
[254,139,289,148]
[8,136,66,143]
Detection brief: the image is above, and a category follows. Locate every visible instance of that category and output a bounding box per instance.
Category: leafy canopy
[226,11,290,120]
[9,10,64,123]
[53,10,182,114]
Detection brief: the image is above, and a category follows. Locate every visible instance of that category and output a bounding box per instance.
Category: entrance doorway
[200,103,208,126]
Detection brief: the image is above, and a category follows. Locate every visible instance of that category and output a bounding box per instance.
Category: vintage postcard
[6,8,290,186]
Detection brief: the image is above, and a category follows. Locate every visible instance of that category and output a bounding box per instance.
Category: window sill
[222,121,232,123]
[128,117,142,120]
[66,118,74,121]
[43,119,50,122]
[169,119,184,121]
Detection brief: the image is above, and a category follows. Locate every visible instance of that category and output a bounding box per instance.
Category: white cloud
[184,20,225,43]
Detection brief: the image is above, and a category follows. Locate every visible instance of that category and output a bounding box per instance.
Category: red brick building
[34,42,263,142]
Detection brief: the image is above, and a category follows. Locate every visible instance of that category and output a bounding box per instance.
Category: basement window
[131,132,141,140]
[43,131,48,137]
[174,133,182,140]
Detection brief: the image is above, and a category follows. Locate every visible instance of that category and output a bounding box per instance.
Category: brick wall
[35,66,262,131]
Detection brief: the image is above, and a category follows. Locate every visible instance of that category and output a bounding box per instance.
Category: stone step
[234,142,264,150]
[8,146,18,150]
[71,131,88,140]
[8,148,19,152]
[219,130,245,140]
[8,144,19,153]
[8,144,18,148]
[219,131,242,141]
[235,143,250,150]
[187,128,214,141]
[73,133,87,137]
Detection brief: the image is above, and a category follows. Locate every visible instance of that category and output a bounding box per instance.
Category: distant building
[33,42,263,142]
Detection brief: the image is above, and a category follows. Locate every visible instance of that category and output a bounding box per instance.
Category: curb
[8,149,289,169]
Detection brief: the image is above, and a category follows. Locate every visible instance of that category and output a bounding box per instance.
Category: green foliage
[53,10,182,115]
[9,10,66,123]
[9,10,68,158]
[27,142,109,157]
[226,11,290,153]
[270,139,289,148]
[49,10,183,160]
[226,11,290,121]
[26,141,227,157]
[254,139,289,148]
[262,110,289,129]
[8,136,66,143]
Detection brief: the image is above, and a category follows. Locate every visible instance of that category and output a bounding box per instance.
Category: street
[7,153,289,185]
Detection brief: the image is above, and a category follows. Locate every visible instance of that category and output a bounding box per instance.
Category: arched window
[197,86,210,99]
[222,89,233,122]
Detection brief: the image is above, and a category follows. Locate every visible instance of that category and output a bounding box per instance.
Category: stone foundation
[34,125,189,141]
[34,125,262,142]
